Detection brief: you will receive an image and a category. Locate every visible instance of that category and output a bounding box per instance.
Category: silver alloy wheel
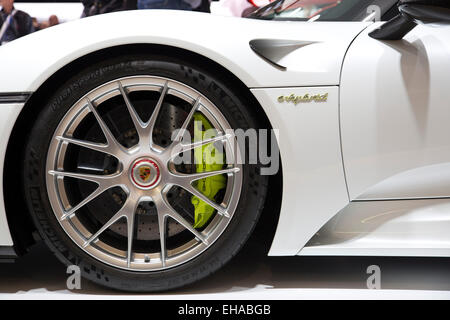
[45,76,243,271]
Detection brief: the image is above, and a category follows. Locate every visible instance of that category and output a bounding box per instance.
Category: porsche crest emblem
[139,166,151,182]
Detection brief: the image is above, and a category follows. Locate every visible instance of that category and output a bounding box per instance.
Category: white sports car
[0,0,449,291]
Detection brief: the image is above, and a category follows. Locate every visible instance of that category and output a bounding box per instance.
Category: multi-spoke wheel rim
[46,76,243,271]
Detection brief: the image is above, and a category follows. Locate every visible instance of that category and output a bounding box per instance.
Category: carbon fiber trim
[0,246,17,263]
[249,39,317,71]
[0,92,31,104]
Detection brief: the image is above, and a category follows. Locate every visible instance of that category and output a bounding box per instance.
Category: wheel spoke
[157,212,167,267]
[160,198,208,245]
[83,211,124,248]
[146,82,169,148]
[175,133,233,155]
[86,98,124,156]
[126,210,136,267]
[187,185,230,218]
[169,210,208,245]
[48,170,120,185]
[171,97,201,143]
[118,82,147,140]
[83,198,136,248]
[173,167,240,184]
[55,136,115,157]
[148,82,168,130]
[118,82,169,151]
[60,185,108,221]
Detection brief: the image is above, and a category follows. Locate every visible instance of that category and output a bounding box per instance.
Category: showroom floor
[1,239,450,300]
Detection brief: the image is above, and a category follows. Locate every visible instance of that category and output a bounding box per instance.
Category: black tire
[22,54,268,292]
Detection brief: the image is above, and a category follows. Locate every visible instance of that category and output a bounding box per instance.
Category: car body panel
[302,198,450,257]
[341,23,450,201]
[0,10,369,253]
[297,22,450,258]
[0,10,369,92]
[251,86,349,256]
[0,104,23,246]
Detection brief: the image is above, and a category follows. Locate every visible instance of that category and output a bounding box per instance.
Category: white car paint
[302,198,450,257]
[251,87,349,255]
[0,11,368,91]
[1,8,450,259]
[0,104,23,246]
[341,23,450,201]
[0,10,369,252]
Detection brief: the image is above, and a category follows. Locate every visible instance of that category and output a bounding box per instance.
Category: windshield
[248,0,395,21]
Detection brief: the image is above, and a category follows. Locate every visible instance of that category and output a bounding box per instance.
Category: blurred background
[0,0,270,45]
[1,0,363,45]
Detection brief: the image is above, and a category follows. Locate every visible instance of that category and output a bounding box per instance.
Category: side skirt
[0,246,17,263]
[299,198,450,257]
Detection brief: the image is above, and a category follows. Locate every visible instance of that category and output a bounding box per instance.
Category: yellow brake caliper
[191,113,226,229]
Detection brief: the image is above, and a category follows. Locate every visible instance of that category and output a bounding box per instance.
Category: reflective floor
[1,237,450,299]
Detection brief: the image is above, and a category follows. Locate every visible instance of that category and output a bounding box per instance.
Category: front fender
[0,10,369,92]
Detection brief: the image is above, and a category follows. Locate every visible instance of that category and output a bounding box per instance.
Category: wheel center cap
[130,158,161,189]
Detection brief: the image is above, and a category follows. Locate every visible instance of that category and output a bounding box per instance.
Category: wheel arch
[4,43,283,255]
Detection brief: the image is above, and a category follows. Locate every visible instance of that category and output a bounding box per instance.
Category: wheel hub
[130,158,161,189]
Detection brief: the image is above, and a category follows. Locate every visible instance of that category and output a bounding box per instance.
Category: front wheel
[23,55,268,291]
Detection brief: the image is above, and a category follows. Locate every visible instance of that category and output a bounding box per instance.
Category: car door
[341,22,450,200]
